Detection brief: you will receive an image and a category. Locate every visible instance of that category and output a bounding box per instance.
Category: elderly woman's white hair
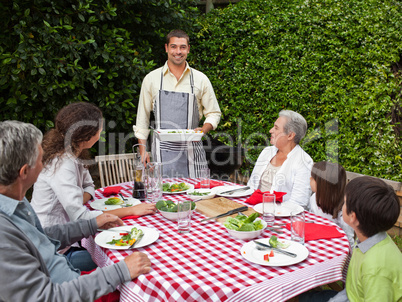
[279,110,307,144]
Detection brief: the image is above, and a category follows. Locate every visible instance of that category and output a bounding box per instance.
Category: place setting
[95,225,160,250]
[90,195,142,211]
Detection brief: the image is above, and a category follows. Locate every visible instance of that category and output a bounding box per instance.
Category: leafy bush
[190,0,402,181]
[0,0,199,153]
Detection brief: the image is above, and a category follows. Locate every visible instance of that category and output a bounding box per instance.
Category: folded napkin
[285,222,343,242]
[102,186,123,197]
[121,215,140,220]
[194,180,224,189]
[245,189,287,205]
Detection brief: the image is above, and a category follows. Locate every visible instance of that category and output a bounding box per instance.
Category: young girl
[31,102,156,271]
[309,161,355,247]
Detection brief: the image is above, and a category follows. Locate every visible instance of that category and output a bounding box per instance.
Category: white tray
[154,129,203,142]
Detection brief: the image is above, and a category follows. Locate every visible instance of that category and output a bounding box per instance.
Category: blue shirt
[0,194,79,283]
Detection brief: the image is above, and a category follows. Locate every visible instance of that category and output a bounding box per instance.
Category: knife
[254,240,297,258]
[200,206,249,222]
[129,232,144,249]
[97,228,125,233]
[219,186,250,195]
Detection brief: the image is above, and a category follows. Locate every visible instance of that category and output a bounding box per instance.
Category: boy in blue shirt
[300,176,401,302]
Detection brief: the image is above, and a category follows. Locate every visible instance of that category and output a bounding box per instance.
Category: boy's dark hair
[166,29,190,45]
[345,176,400,238]
[311,161,346,219]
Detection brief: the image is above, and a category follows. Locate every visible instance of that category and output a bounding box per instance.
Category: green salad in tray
[162,182,190,193]
[224,213,264,232]
[156,200,196,212]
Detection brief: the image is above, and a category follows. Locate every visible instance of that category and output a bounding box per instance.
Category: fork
[118,193,128,201]
[118,193,133,207]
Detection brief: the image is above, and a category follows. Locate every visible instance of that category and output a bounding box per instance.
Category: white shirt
[247,145,313,208]
[259,162,281,192]
[309,193,355,247]
[31,154,101,228]
[135,61,221,140]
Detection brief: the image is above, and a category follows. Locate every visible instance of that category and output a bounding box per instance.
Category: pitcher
[132,144,147,201]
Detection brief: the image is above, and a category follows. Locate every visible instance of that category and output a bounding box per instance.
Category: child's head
[344,176,400,238]
[310,161,346,218]
[42,102,103,166]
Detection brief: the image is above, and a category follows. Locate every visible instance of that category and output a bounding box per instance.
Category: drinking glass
[146,162,162,203]
[177,200,192,233]
[199,168,210,189]
[290,211,305,244]
[262,193,275,227]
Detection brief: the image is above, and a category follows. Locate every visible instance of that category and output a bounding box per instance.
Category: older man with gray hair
[248,110,313,208]
[0,120,151,301]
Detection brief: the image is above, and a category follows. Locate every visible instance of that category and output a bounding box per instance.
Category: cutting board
[195,197,256,223]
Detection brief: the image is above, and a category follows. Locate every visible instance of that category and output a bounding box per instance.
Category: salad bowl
[224,215,267,240]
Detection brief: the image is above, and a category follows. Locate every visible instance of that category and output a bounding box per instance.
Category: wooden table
[83,178,350,302]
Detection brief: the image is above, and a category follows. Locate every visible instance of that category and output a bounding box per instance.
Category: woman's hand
[130,203,157,216]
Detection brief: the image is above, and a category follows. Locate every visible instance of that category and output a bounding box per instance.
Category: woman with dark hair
[31,102,156,271]
[309,161,354,246]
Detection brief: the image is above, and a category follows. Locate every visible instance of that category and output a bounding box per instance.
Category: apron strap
[190,68,194,94]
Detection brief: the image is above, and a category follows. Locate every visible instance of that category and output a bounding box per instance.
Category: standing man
[134,29,221,178]
[0,120,151,301]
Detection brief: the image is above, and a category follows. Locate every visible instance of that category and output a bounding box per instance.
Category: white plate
[90,198,141,211]
[241,238,309,266]
[253,202,304,217]
[95,226,159,250]
[186,188,216,200]
[214,186,254,198]
[163,182,195,195]
[154,129,203,142]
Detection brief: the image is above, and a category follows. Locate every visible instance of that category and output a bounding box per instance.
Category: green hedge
[190,0,402,181]
[0,0,199,152]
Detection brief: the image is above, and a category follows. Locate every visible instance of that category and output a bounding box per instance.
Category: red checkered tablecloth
[82,179,351,302]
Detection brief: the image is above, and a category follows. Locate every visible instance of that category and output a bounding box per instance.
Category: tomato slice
[263,254,269,262]
[269,250,274,257]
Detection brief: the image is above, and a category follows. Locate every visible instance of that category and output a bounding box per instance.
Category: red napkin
[102,186,123,197]
[245,189,287,205]
[121,215,140,220]
[285,223,343,242]
[194,180,224,189]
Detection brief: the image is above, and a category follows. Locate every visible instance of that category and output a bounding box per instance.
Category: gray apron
[152,69,207,178]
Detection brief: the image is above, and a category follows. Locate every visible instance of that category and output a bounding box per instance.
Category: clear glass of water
[199,168,210,189]
[177,200,192,233]
[262,193,276,227]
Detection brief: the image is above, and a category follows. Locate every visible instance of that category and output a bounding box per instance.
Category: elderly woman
[247,110,313,208]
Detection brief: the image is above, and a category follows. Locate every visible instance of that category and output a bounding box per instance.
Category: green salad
[156,200,196,212]
[162,182,190,193]
[269,235,290,248]
[224,213,264,232]
[106,227,143,246]
[188,191,211,196]
[167,130,192,133]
